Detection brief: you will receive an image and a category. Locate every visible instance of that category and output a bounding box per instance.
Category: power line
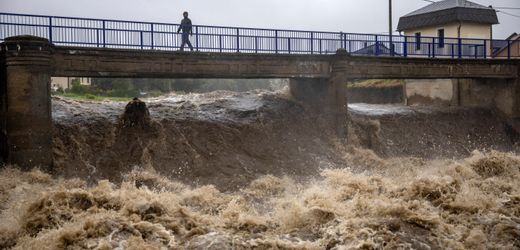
[497,10,520,19]
[494,7,520,10]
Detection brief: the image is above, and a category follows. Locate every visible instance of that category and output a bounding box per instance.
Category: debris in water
[119,98,151,128]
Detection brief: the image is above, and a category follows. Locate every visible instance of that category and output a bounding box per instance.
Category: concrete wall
[289,76,347,138]
[405,79,456,106]
[347,86,403,104]
[404,78,520,121]
[457,78,520,119]
[0,50,6,162]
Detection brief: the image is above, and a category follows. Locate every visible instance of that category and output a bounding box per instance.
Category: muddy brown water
[1,90,519,249]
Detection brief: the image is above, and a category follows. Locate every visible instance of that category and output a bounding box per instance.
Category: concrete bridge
[1,36,520,169]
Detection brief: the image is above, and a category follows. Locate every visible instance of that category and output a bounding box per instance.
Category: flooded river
[1,90,519,249]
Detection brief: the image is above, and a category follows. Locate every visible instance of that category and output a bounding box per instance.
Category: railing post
[451,43,454,58]
[236,28,240,52]
[102,20,106,48]
[432,38,436,58]
[404,36,408,57]
[150,24,154,50]
[310,32,314,54]
[275,30,278,54]
[458,38,462,58]
[255,36,258,53]
[319,39,322,54]
[195,26,199,51]
[375,35,379,56]
[48,17,53,44]
[140,31,144,49]
[474,45,478,59]
[343,33,347,50]
[288,38,291,54]
[96,29,100,47]
[340,32,344,49]
[483,39,487,59]
[219,34,222,53]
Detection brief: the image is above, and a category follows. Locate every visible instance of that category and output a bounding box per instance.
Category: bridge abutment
[0,36,53,169]
[289,75,347,139]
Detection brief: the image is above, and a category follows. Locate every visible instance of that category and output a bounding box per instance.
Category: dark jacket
[178,18,192,34]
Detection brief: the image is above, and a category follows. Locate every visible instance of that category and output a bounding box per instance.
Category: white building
[51,77,91,91]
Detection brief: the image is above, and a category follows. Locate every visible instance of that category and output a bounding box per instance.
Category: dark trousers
[180,32,193,51]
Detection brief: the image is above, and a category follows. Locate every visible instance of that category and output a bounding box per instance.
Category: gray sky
[1,0,519,38]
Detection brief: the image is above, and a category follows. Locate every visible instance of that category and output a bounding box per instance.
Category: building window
[415,32,421,50]
[438,29,445,48]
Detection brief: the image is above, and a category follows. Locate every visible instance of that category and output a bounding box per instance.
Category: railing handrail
[0,12,515,59]
[0,12,500,42]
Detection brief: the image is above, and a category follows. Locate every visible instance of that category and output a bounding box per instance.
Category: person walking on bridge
[177,11,194,51]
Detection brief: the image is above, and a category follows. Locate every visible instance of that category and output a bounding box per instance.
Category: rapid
[1,89,519,249]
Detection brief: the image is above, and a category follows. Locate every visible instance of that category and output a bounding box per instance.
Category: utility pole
[389,0,394,56]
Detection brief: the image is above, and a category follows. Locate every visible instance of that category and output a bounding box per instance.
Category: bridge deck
[51,46,520,79]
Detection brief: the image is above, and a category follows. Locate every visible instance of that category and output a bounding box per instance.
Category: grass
[53,92,133,102]
[348,79,404,88]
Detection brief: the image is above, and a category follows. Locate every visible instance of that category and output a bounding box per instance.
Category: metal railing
[0,12,517,59]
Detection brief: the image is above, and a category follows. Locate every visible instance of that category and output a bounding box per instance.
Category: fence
[0,12,516,59]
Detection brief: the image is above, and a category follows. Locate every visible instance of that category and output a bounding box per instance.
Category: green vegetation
[54,92,132,102]
[52,78,139,102]
[348,79,404,88]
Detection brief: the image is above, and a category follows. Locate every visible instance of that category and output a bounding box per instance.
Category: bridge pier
[289,75,347,139]
[0,36,53,169]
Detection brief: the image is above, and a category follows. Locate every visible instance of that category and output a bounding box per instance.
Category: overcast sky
[1,0,519,38]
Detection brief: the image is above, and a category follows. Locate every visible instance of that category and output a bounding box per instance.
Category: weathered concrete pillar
[0,45,6,163]
[0,36,53,169]
[289,75,347,138]
[513,77,520,119]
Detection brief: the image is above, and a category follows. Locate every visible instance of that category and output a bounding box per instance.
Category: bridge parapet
[52,47,332,79]
[50,46,519,80]
[333,57,520,80]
